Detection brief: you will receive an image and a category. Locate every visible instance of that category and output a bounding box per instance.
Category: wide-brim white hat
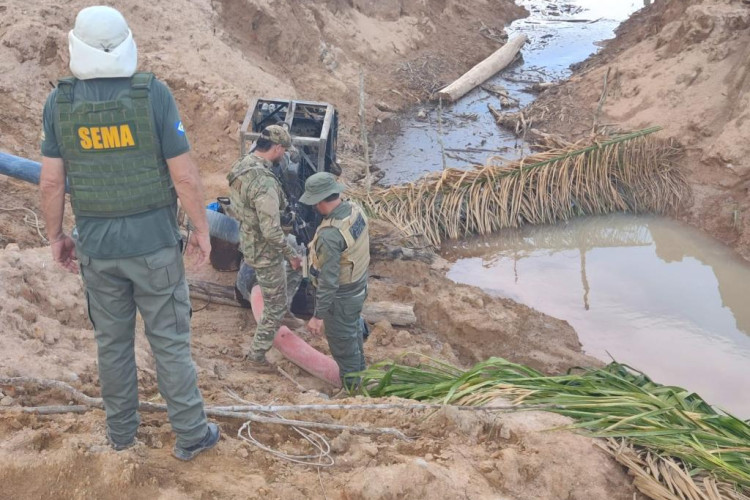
[68,6,137,80]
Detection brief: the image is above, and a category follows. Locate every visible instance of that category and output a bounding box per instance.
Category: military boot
[281,312,306,330]
[244,350,277,374]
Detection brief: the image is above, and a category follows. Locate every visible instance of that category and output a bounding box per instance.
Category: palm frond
[349,128,691,246]
[356,357,750,498]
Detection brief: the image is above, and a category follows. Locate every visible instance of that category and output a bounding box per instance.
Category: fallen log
[188,279,245,308]
[362,301,416,326]
[438,34,527,103]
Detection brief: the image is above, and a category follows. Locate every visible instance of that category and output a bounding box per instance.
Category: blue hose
[0,151,65,189]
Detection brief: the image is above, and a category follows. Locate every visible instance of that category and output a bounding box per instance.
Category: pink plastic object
[250,285,341,387]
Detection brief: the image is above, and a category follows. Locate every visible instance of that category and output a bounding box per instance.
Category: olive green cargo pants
[321,284,367,388]
[79,244,207,448]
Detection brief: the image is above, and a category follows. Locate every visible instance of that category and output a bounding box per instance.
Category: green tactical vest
[55,72,177,218]
[308,202,370,288]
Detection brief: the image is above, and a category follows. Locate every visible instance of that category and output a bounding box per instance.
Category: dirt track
[1,0,746,498]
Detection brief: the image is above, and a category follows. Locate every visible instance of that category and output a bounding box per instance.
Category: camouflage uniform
[301,173,370,387]
[227,131,301,360]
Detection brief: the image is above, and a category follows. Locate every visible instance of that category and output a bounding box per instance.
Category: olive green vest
[308,202,370,288]
[55,73,176,218]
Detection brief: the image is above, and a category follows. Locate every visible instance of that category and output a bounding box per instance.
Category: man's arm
[307,230,345,335]
[166,152,211,267]
[40,156,77,273]
[313,230,344,317]
[254,183,298,262]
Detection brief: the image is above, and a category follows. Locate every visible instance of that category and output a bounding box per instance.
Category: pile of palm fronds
[358,357,750,499]
[349,127,691,246]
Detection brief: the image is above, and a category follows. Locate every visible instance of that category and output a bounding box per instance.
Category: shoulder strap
[55,77,77,104]
[228,158,262,186]
[130,72,154,98]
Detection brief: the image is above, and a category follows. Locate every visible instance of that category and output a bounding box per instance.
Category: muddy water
[444,215,750,417]
[371,0,750,415]
[373,0,649,185]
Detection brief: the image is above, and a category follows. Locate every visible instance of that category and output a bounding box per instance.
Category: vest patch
[349,213,366,240]
[77,123,137,151]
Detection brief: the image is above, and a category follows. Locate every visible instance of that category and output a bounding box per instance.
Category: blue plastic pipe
[0,151,57,188]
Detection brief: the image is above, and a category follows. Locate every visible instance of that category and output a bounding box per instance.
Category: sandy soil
[0,244,638,499]
[521,0,750,260]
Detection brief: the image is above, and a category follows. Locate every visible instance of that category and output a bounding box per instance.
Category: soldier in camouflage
[300,173,370,389]
[227,125,302,370]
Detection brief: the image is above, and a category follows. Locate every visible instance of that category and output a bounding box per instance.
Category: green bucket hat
[299,172,345,205]
[260,124,292,148]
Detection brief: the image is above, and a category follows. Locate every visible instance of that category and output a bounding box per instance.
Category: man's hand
[185,230,211,268]
[51,234,78,273]
[289,255,302,271]
[307,317,324,336]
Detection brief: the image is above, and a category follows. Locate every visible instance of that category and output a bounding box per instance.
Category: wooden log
[362,301,416,326]
[187,279,246,308]
[438,34,527,103]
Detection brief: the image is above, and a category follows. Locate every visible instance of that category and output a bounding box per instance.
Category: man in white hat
[39,6,219,461]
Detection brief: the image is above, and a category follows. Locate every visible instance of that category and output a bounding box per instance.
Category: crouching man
[300,173,369,389]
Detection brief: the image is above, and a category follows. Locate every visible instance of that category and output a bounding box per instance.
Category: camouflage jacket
[227,154,297,268]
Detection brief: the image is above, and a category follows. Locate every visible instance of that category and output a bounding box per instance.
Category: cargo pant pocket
[172,282,192,333]
[144,246,182,290]
[78,254,97,330]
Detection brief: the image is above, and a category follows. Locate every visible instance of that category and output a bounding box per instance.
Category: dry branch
[601,439,750,500]
[9,405,90,415]
[0,377,409,439]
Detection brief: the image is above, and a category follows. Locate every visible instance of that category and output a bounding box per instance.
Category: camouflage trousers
[249,258,302,357]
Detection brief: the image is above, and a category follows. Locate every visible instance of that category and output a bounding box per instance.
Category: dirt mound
[523,0,750,259]
[0,244,638,499]
[368,258,600,373]
[0,245,95,383]
[0,395,639,500]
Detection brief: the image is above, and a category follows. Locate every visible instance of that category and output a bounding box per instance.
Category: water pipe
[250,285,341,387]
[0,152,62,188]
[0,151,237,241]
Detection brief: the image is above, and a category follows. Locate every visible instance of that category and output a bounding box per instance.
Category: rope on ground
[0,207,47,244]
[228,390,335,467]
[318,467,329,500]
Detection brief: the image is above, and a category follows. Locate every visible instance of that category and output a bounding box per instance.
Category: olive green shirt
[312,201,368,318]
[41,77,188,258]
